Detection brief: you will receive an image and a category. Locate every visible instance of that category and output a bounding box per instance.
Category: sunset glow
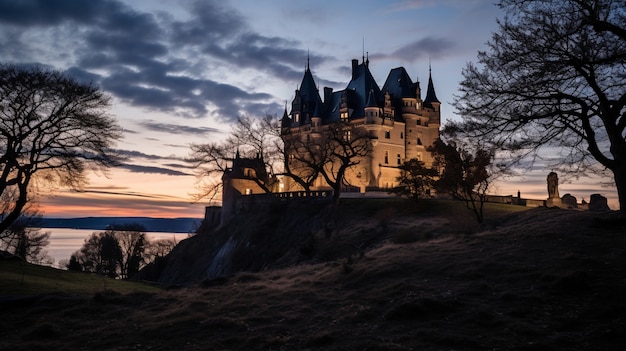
[1,0,618,218]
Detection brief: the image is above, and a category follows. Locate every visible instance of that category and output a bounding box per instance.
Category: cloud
[370,37,457,62]
[120,164,192,176]
[137,121,220,136]
[0,0,300,122]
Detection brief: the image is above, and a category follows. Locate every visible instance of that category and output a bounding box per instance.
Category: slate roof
[423,69,440,109]
[344,60,382,119]
[382,67,418,99]
[381,67,420,121]
[288,58,438,127]
[298,64,323,119]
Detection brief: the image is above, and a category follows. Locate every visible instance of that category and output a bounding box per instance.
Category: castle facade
[280,57,441,192]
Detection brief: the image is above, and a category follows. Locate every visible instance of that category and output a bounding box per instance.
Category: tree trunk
[0,180,29,234]
[613,163,626,214]
[332,185,341,206]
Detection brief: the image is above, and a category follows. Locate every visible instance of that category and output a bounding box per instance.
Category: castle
[280,57,441,192]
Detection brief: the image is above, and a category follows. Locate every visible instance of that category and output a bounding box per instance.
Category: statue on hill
[547,172,559,199]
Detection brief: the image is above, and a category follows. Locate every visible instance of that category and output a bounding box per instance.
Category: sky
[0,0,618,218]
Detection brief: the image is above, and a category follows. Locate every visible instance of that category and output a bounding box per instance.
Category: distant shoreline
[40,217,202,234]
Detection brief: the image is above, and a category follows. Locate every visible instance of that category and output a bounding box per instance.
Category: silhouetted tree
[99,234,121,278]
[0,65,122,232]
[453,0,626,212]
[107,223,147,279]
[67,254,82,271]
[190,114,320,201]
[71,224,154,278]
[391,159,438,202]
[190,115,278,201]
[283,121,371,205]
[431,138,494,223]
[0,210,51,264]
[146,238,177,261]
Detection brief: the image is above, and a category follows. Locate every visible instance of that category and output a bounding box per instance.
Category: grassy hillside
[158,198,529,285]
[1,200,624,350]
[0,260,161,296]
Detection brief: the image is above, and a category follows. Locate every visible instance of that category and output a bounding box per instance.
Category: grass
[1,206,624,350]
[0,260,162,296]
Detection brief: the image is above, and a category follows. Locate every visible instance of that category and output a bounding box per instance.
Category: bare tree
[107,223,147,279]
[190,114,317,201]
[0,64,122,232]
[0,210,51,263]
[284,121,371,205]
[146,238,177,261]
[453,0,626,212]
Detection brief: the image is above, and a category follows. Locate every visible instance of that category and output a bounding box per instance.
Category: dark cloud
[73,188,162,199]
[114,149,185,162]
[120,164,191,176]
[0,0,101,26]
[370,37,457,62]
[0,0,320,121]
[162,163,197,170]
[137,121,220,136]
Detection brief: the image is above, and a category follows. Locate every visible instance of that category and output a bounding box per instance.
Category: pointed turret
[365,89,378,108]
[280,107,291,129]
[291,59,322,125]
[423,66,440,110]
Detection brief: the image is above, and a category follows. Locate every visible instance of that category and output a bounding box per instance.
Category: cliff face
[156,201,342,285]
[153,198,561,286]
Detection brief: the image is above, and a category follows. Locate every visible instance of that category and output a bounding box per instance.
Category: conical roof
[423,68,440,108]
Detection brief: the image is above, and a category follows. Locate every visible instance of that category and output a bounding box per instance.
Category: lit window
[340,111,349,121]
[344,130,351,141]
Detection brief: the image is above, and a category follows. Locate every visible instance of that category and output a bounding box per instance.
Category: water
[41,228,189,268]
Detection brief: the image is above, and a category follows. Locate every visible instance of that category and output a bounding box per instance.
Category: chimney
[324,87,333,104]
[352,59,359,79]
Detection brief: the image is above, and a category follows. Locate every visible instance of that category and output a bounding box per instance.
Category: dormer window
[340,111,349,121]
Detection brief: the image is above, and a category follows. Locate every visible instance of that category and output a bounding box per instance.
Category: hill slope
[1,202,624,350]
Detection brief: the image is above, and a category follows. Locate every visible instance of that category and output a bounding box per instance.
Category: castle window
[416,119,421,125]
[397,154,401,165]
[385,130,390,139]
[295,113,300,123]
[417,138,422,145]
[245,189,252,195]
[341,111,349,121]
[400,132,404,139]
[344,130,351,142]
[384,151,389,164]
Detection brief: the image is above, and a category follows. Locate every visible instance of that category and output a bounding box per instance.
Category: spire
[423,64,440,108]
[281,103,290,129]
